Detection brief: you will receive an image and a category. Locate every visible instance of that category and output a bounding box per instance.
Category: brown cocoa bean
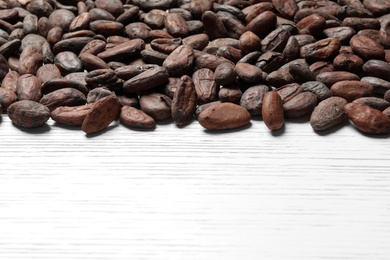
[51,103,94,126]
[87,87,115,103]
[198,102,251,130]
[69,12,91,32]
[218,85,242,103]
[246,11,277,38]
[171,75,197,126]
[115,64,159,80]
[18,45,43,75]
[342,17,380,32]
[333,52,364,74]
[162,45,195,77]
[120,106,156,129]
[139,92,172,121]
[301,81,332,101]
[276,83,303,103]
[256,51,285,74]
[214,62,237,86]
[164,13,189,38]
[310,61,335,77]
[202,11,228,41]
[123,66,169,93]
[182,33,209,51]
[262,90,284,131]
[54,51,83,75]
[283,92,317,118]
[238,31,261,55]
[192,68,218,104]
[330,80,374,102]
[0,88,17,111]
[350,35,385,60]
[361,76,390,95]
[316,71,360,87]
[352,97,390,111]
[322,26,356,45]
[272,0,298,20]
[150,37,181,54]
[297,14,326,36]
[41,79,89,95]
[362,59,390,82]
[81,95,122,134]
[266,69,295,88]
[16,74,42,101]
[7,100,50,128]
[195,53,233,71]
[85,68,121,90]
[1,70,19,92]
[97,38,145,62]
[310,96,348,131]
[40,87,87,111]
[240,84,269,115]
[345,102,390,135]
[301,38,341,63]
[235,63,263,84]
[79,39,106,55]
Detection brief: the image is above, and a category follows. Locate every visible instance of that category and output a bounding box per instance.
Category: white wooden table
[1,116,390,260]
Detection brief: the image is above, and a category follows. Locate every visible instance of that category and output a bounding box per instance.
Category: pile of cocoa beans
[1,0,390,135]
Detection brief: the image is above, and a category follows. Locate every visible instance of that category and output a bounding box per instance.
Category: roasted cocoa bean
[8,100,50,128]
[240,84,269,115]
[139,92,172,121]
[235,63,263,84]
[345,102,390,135]
[41,79,89,95]
[171,75,197,126]
[81,95,122,134]
[276,83,303,103]
[301,81,332,101]
[192,68,218,104]
[16,74,42,101]
[262,90,284,131]
[310,96,348,131]
[316,71,360,87]
[198,102,251,130]
[283,92,317,119]
[120,106,156,129]
[350,35,385,60]
[163,45,195,77]
[51,103,94,126]
[214,62,237,86]
[218,85,242,103]
[123,66,169,93]
[362,59,390,82]
[0,88,18,111]
[40,87,87,111]
[330,80,374,102]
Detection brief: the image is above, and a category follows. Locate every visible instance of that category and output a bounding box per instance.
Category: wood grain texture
[1,116,390,260]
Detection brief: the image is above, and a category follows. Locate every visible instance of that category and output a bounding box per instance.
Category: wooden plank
[0,117,390,260]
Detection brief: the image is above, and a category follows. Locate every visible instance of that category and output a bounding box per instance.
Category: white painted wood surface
[1,116,390,260]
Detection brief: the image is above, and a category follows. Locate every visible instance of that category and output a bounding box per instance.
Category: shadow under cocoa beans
[156,118,174,125]
[354,126,390,139]
[313,119,349,136]
[284,114,311,124]
[203,122,252,134]
[11,123,51,134]
[172,118,195,129]
[270,124,286,136]
[121,123,156,132]
[250,115,263,121]
[52,122,82,131]
[84,121,120,138]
